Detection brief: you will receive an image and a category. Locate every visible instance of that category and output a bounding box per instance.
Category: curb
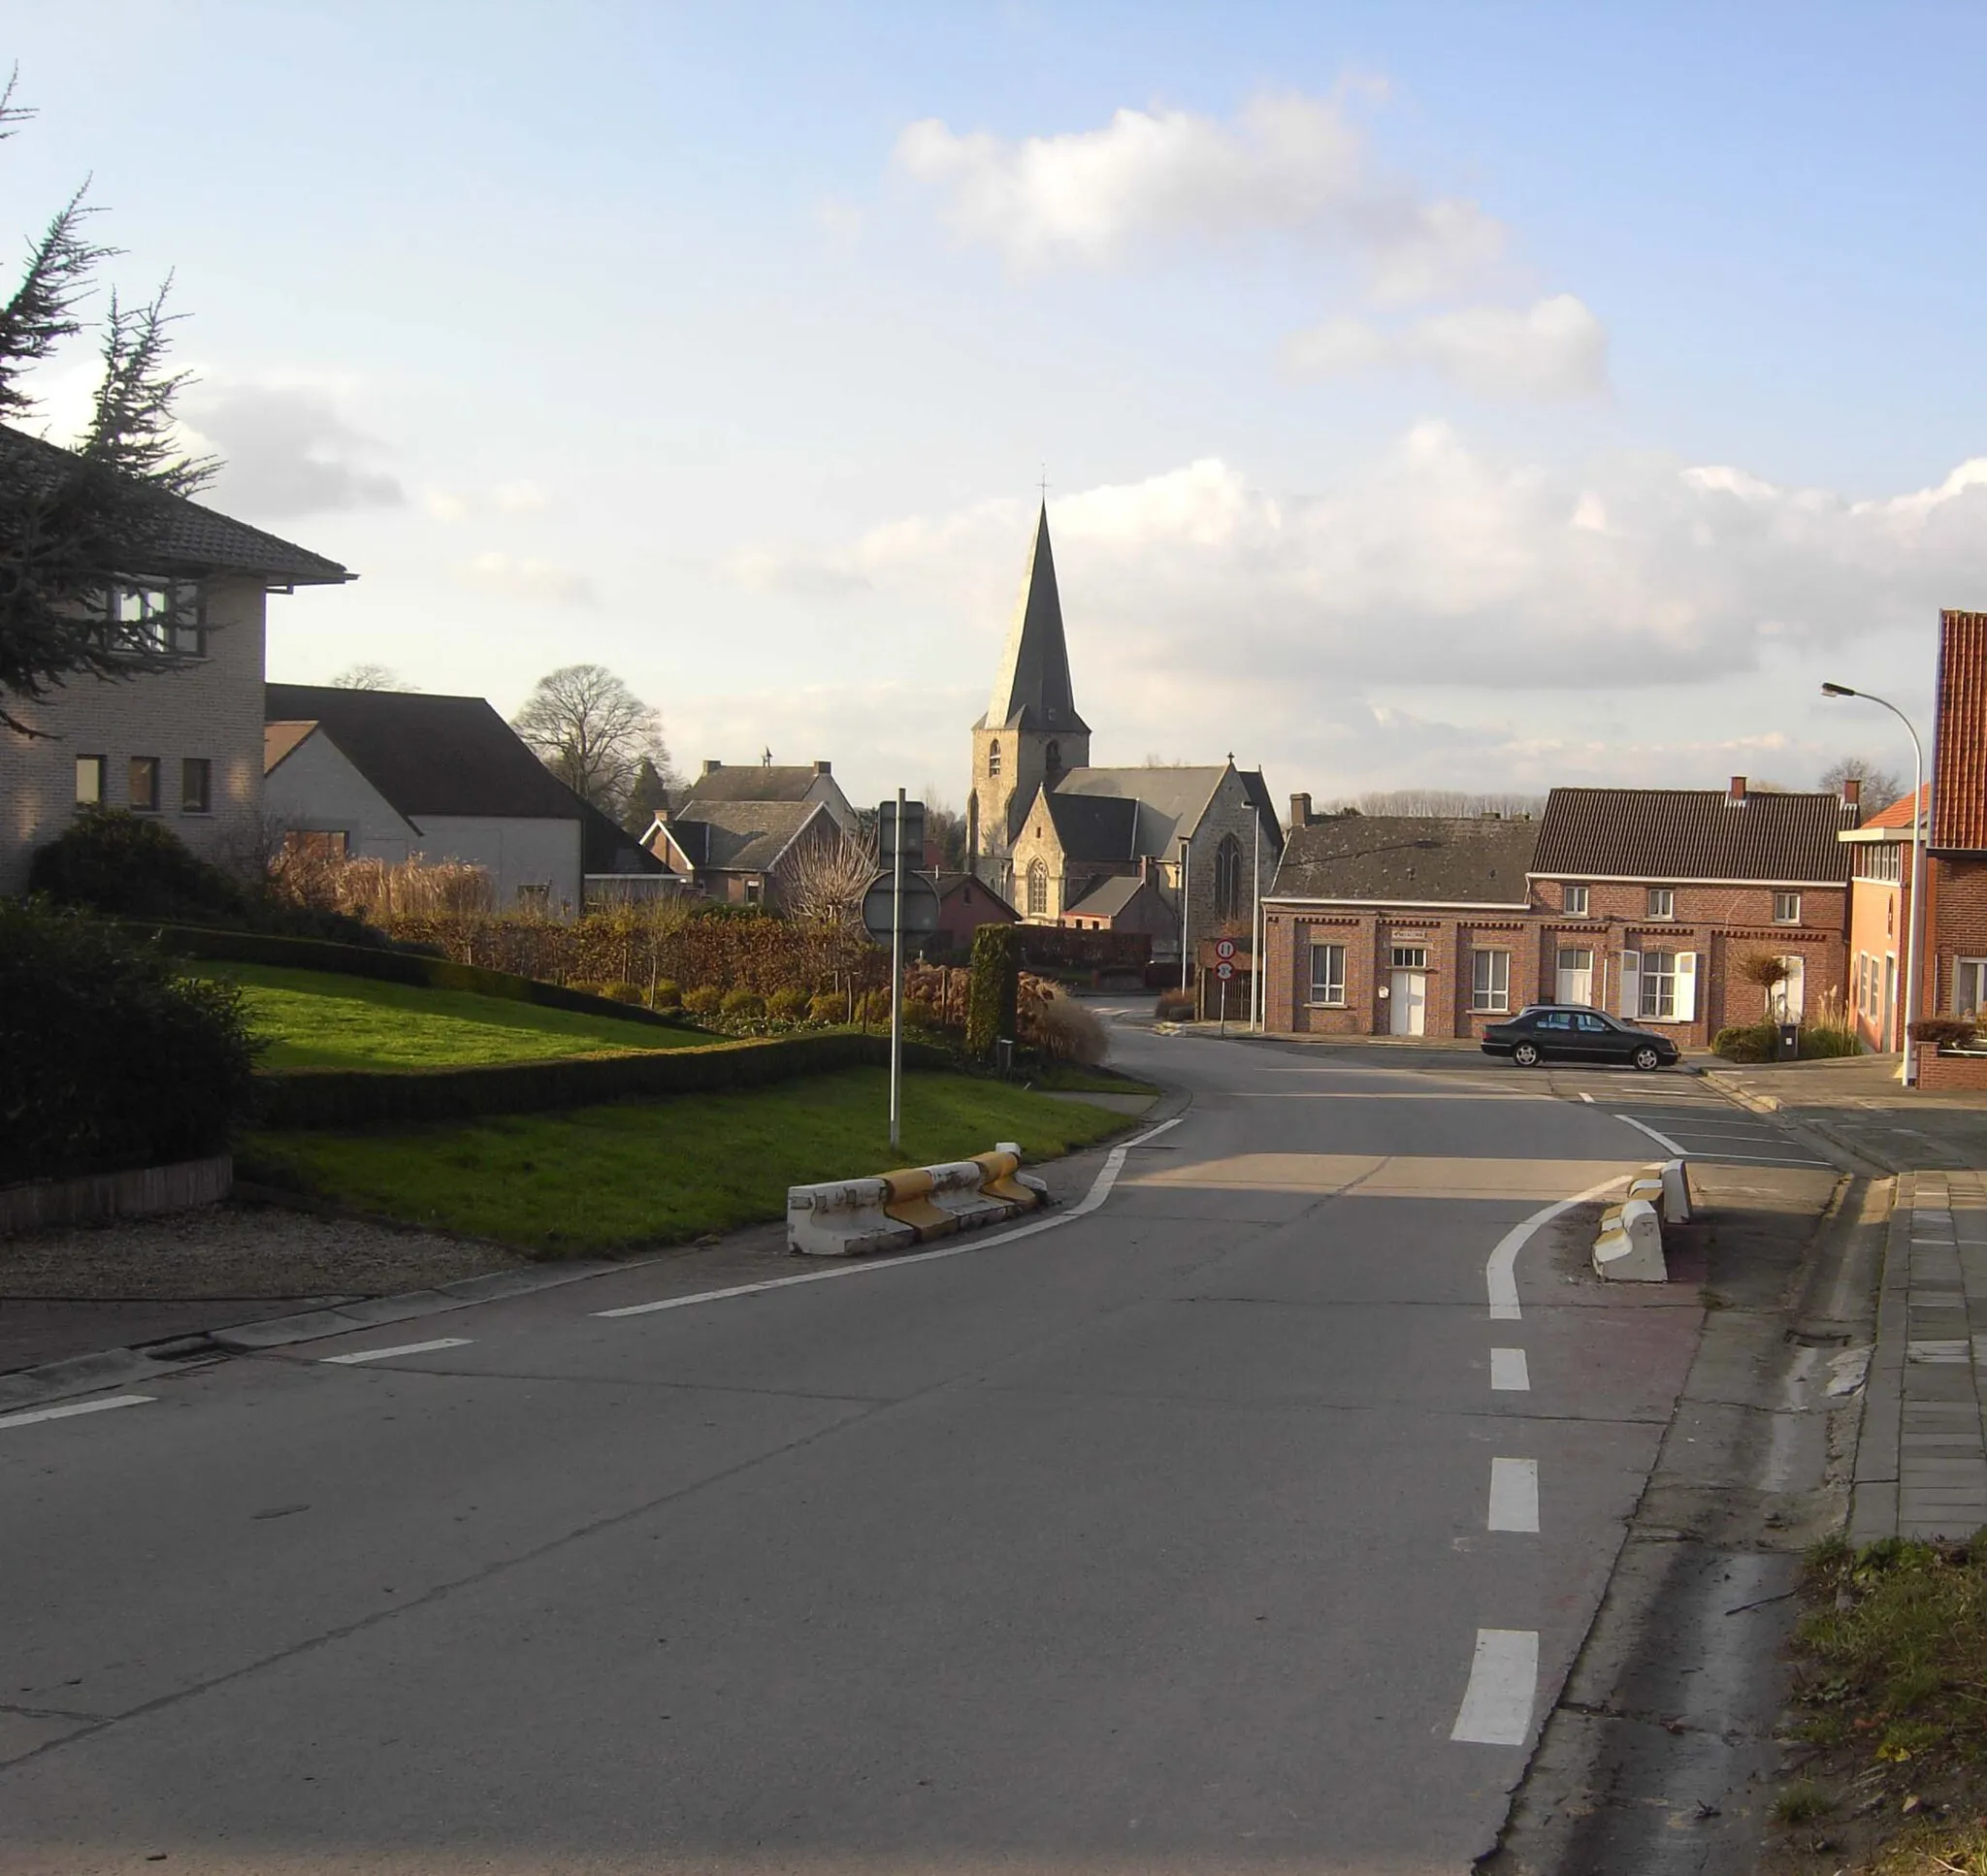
[1700,1070,1901,1177]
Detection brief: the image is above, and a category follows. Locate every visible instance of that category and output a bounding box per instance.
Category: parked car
[1480,1005,1679,1071]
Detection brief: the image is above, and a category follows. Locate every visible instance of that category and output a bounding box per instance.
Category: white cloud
[1288,294,1609,400]
[893,89,1505,300]
[182,382,404,518]
[424,479,555,522]
[455,553,599,608]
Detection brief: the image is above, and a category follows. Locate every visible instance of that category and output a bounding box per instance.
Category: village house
[643,798,844,909]
[0,426,351,894]
[674,757,857,834]
[1840,781,1919,1054]
[1262,780,1857,1048]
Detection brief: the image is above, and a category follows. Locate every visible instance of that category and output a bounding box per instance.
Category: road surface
[3,1022,1719,1874]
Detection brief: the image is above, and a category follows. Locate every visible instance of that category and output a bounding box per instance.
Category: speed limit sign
[1215,937,1237,961]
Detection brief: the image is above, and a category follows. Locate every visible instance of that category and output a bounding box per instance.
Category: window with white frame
[1389,945,1427,970]
[1563,883,1589,917]
[1856,844,1903,884]
[1774,890,1802,923]
[1645,887,1676,920]
[1958,959,1987,1018]
[1310,942,1346,1006]
[1641,950,1678,1019]
[1471,949,1511,1013]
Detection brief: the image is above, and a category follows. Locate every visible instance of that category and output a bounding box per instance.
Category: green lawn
[241,1066,1134,1252]
[191,962,701,1070]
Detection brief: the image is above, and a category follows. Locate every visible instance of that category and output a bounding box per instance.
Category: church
[968,504,1283,960]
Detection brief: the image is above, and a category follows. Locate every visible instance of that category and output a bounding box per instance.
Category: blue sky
[11,1,1986,808]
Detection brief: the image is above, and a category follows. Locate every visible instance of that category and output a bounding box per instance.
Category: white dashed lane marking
[1487,1458,1540,1532]
[0,1394,153,1432]
[320,1338,473,1366]
[1490,1348,1531,1392]
[1450,1628,1540,1745]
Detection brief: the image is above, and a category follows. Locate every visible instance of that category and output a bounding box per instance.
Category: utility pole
[1179,837,1191,999]
[1251,792,1262,1032]
[890,786,905,1149]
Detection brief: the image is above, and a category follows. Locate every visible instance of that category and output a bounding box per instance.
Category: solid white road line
[1450,1628,1541,1745]
[320,1337,473,1366]
[1579,1091,1595,1104]
[1484,1174,1631,1322]
[0,1394,153,1431]
[1490,1348,1531,1391]
[1615,1112,1689,1156]
[1488,1457,1541,1532]
[597,1116,1188,1320]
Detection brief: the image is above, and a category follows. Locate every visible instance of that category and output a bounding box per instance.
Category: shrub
[965,922,1021,1058]
[1155,989,1195,1022]
[721,988,766,1019]
[1800,1025,1861,1059]
[602,982,644,1005]
[649,981,683,1010]
[1910,1017,1978,1051]
[1712,1022,1775,1063]
[0,900,260,1183]
[767,987,810,1021]
[809,991,847,1024]
[565,980,602,998]
[1028,988,1108,1064]
[682,986,723,1018]
[903,995,940,1030]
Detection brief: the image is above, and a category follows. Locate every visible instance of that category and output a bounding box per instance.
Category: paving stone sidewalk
[1853,1167,1987,1540]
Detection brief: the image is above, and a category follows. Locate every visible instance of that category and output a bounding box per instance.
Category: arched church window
[988,740,1002,778]
[1045,740,1061,773]
[1026,860,1049,918]
[1213,833,1244,922]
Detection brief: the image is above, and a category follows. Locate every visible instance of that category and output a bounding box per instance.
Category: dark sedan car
[1480,1004,1679,1071]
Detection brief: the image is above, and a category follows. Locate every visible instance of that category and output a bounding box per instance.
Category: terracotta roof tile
[1936,612,1987,853]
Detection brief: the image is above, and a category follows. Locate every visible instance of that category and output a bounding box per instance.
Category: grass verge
[1772,1534,1987,1871]
[239,1065,1131,1253]
[192,962,702,1069]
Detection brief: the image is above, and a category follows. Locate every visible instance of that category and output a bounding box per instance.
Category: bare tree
[329,661,409,691]
[1315,789,1547,819]
[510,663,669,818]
[1819,756,1905,812]
[782,825,879,927]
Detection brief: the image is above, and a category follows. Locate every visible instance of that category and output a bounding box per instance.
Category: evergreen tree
[621,755,672,835]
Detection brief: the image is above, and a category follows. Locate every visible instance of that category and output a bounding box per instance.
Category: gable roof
[981,502,1089,735]
[1533,787,1852,884]
[263,683,659,875]
[1050,765,1228,852]
[1851,784,1930,834]
[1,424,352,586]
[668,798,829,873]
[935,871,1019,919]
[1065,873,1167,920]
[681,764,831,807]
[264,720,318,771]
[1271,816,1539,905]
[1039,789,1141,863]
[1937,611,1987,853]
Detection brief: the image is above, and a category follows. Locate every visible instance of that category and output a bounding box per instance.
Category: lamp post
[1822,682,1927,1085]
[1178,835,1191,997]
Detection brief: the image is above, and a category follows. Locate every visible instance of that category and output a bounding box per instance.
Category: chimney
[1289,792,1313,828]
[1842,775,1863,815]
[1727,774,1747,805]
[813,760,831,776]
[702,759,722,776]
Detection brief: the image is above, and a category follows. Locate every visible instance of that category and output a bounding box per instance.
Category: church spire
[985,501,1090,735]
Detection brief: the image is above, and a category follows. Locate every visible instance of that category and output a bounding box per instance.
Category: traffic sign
[1214,937,1237,961]
[862,872,940,943]
[1215,960,1235,982]
[877,798,927,867]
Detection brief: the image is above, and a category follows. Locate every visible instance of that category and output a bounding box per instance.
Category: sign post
[1215,939,1237,1039]
[867,796,930,1154]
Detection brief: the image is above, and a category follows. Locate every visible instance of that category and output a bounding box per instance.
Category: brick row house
[1263,779,1856,1047]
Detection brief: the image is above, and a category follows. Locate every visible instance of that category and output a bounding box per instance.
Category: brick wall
[1925,857,1987,1016]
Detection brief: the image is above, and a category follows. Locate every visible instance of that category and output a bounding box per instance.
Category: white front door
[1556,947,1594,1008]
[1772,955,1807,1021]
[1389,970,1427,1037]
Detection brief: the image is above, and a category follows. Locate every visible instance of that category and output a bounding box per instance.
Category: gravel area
[0,1199,528,1302]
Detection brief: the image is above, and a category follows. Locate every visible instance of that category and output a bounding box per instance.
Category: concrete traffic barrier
[1592,1195,1667,1282]
[788,1146,1050,1257]
[1659,1157,1691,1223]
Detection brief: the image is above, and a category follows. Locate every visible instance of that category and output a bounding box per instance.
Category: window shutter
[1619,951,1641,1019]
[1676,952,1698,1021]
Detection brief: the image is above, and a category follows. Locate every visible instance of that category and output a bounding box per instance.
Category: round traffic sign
[1215,960,1235,982]
[1214,937,1237,960]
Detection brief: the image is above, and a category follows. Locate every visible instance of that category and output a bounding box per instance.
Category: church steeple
[985,503,1090,735]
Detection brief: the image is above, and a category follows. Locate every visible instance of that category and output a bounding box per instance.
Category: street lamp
[1822,682,1927,1085]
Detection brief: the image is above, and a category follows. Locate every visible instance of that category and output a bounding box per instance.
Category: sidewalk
[1706,1052,1987,1174]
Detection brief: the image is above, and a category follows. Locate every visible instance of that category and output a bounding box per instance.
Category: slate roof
[1065,873,1164,920]
[935,871,1019,919]
[980,503,1090,735]
[1533,787,1852,884]
[668,799,827,873]
[1041,790,1141,863]
[1,424,351,585]
[682,765,829,807]
[1270,816,1540,905]
[263,684,659,875]
[1050,765,1229,853]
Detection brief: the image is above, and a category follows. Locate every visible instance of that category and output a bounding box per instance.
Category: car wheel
[1632,1045,1661,1072]
[1513,1041,1541,1068]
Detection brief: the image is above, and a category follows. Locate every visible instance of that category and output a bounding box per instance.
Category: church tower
[969,503,1091,889]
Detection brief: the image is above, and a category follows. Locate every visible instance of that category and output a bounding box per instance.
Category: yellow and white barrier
[1591,1159,1690,1283]
[788,1147,1048,1257]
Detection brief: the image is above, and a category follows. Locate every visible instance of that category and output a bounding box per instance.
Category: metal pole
[1179,838,1191,997]
[1251,793,1262,1032]
[890,787,905,1149]
[1220,969,1228,1038]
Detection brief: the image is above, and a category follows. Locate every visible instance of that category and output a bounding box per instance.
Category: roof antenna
[762,746,772,766]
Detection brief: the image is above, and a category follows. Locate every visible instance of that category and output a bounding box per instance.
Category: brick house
[1263,779,1856,1047]
[1840,782,1920,1053]
[0,426,351,894]
[644,798,844,910]
[676,758,857,834]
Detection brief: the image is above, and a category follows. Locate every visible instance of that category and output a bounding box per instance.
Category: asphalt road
[3,1025,1715,1874]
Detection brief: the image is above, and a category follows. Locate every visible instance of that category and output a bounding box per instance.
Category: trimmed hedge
[129,922,699,1033]
[966,923,1021,1059]
[256,1032,955,1129]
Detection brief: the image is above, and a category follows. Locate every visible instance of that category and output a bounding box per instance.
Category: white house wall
[263,733,416,863]
[413,816,582,912]
[0,576,268,893]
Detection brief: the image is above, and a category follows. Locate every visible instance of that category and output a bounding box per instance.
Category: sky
[10,0,1987,814]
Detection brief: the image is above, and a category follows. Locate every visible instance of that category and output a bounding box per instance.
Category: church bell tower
[968,502,1091,889]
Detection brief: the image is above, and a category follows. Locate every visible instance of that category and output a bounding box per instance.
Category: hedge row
[128,922,696,1032]
[256,1031,956,1130]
